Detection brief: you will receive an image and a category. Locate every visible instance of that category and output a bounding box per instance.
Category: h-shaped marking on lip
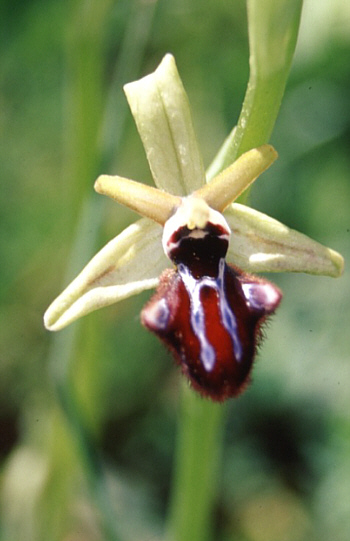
[178,258,243,372]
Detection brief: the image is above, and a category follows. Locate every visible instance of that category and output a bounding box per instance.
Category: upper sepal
[124,54,206,196]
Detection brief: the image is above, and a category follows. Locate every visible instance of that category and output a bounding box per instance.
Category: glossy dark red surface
[142,215,282,401]
[142,261,282,401]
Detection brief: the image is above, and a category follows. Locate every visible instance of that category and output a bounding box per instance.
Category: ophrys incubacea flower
[44,55,343,400]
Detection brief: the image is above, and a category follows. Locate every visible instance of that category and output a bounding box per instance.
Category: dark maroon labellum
[142,214,282,401]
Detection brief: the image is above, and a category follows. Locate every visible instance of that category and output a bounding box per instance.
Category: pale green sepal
[44,219,167,331]
[124,54,205,196]
[225,203,344,277]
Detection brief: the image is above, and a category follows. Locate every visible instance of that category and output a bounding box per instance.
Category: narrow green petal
[124,54,205,196]
[195,145,277,211]
[94,174,181,224]
[44,219,167,331]
[225,203,344,277]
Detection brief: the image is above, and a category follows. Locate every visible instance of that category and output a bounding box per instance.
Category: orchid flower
[44,54,343,400]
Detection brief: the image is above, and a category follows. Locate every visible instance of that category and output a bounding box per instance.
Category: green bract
[44,54,344,332]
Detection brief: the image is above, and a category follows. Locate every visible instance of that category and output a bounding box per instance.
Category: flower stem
[167,384,225,541]
[207,0,303,178]
[48,0,157,538]
[167,2,303,541]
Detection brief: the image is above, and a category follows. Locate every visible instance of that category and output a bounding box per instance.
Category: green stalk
[207,0,303,179]
[47,1,157,540]
[167,2,303,541]
[167,384,225,541]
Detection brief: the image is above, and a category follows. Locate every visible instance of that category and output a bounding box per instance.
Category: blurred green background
[1,0,349,540]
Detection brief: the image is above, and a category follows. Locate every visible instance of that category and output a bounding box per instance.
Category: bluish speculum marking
[217,259,242,361]
[178,258,242,372]
[178,263,216,371]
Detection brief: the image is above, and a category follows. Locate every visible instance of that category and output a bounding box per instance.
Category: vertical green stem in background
[167,385,225,541]
[167,2,303,541]
[207,0,303,179]
[64,0,114,217]
[48,1,157,540]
